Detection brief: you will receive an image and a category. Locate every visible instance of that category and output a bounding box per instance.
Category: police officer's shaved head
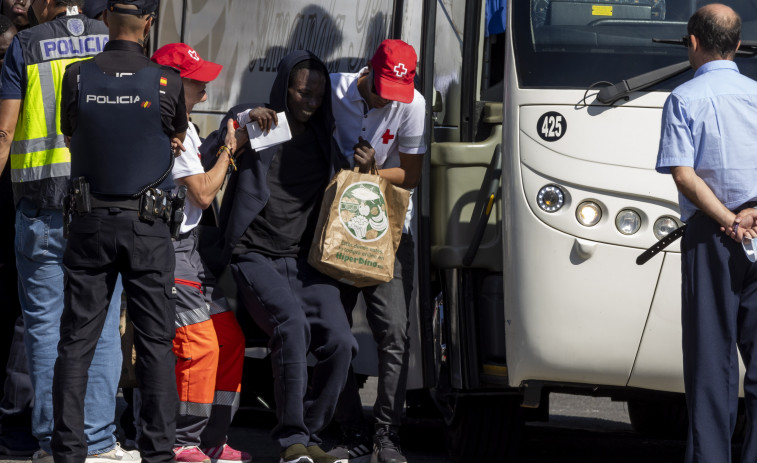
[104,2,154,45]
[688,3,741,59]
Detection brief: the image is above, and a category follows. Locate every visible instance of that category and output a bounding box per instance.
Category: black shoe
[327,429,372,463]
[370,426,407,463]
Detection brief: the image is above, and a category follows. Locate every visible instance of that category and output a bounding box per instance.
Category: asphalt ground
[0,378,694,463]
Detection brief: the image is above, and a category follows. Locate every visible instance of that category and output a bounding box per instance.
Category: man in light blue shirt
[656,4,757,462]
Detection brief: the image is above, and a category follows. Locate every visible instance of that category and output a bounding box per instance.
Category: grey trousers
[338,233,415,429]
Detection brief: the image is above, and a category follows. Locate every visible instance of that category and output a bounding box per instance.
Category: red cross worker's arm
[0,99,21,175]
[177,128,248,210]
[379,152,423,189]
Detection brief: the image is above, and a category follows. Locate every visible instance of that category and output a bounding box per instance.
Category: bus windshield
[512,0,757,90]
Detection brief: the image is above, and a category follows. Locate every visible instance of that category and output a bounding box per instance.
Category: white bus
[155,0,757,460]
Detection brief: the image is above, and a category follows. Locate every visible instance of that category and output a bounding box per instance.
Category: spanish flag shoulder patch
[160,76,168,86]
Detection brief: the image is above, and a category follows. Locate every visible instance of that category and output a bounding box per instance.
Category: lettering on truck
[39,34,109,60]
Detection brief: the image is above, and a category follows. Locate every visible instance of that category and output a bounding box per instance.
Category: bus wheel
[627,396,688,440]
[443,395,523,462]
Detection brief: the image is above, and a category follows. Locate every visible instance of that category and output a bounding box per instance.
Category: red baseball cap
[370,39,417,104]
[150,43,222,82]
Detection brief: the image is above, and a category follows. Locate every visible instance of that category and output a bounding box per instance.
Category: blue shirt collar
[694,59,739,78]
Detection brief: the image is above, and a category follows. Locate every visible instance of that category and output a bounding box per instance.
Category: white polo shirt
[171,122,205,234]
[330,68,426,233]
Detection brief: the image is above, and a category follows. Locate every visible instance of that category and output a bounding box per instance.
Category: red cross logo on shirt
[381,129,395,144]
[393,63,408,78]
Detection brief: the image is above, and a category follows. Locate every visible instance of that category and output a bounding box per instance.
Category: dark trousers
[0,168,20,387]
[0,316,34,452]
[51,209,178,463]
[0,317,33,418]
[231,252,357,450]
[0,170,34,451]
[337,233,414,430]
[681,213,757,463]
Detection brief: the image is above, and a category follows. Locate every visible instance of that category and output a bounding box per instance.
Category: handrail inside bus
[463,144,502,267]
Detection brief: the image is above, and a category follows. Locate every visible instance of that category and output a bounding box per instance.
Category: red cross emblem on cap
[393,63,408,78]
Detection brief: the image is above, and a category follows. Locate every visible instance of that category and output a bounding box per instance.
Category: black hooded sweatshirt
[200,51,346,274]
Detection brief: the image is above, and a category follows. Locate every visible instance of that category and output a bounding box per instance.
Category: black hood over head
[268,50,333,141]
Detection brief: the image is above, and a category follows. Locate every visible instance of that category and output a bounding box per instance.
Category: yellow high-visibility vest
[8,15,108,208]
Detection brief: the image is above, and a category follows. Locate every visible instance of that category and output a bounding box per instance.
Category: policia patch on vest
[39,34,109,60]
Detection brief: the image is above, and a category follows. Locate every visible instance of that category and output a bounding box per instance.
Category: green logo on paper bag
[339,181,388,242]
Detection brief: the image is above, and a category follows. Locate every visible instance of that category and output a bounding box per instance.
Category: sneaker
[306,445,345,463]
[87,443,141,462]
[202,444,251,463]
[279,443,313,463]
[174,446,211,463]
[327,430,372,463]
[369,427,406,463]
[32,449,53,463]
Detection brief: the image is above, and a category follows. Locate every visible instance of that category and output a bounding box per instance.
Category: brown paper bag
[308,168,410,287]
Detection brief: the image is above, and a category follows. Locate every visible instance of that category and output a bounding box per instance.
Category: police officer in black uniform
[51,1,188,462]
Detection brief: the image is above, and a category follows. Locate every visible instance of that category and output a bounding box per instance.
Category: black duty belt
[89,194,140,211]
[636,225,687,265]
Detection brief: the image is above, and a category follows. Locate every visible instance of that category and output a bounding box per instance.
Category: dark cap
[84,0,108,19]
[107,0,159,15]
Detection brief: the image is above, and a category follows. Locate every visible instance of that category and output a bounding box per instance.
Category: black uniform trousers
[681,213,757,463]
[51,208,178,463]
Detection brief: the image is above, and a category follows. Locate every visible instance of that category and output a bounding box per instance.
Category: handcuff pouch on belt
[138,187,170,223]
[136,186,187,240]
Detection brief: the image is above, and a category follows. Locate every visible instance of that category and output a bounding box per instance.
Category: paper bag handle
[353,159,378,175]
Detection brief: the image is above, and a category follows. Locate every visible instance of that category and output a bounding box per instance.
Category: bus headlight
[576,201,602,226]
[615,209,641,235]
[536,185,565,212]
[653,216,679,240]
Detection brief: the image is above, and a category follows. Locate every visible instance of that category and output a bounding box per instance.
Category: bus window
[481,0,507,101]
[433,0,465,138]
[515,0,757,90]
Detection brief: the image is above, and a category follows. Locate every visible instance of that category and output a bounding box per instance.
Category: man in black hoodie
[201,51,356,463]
